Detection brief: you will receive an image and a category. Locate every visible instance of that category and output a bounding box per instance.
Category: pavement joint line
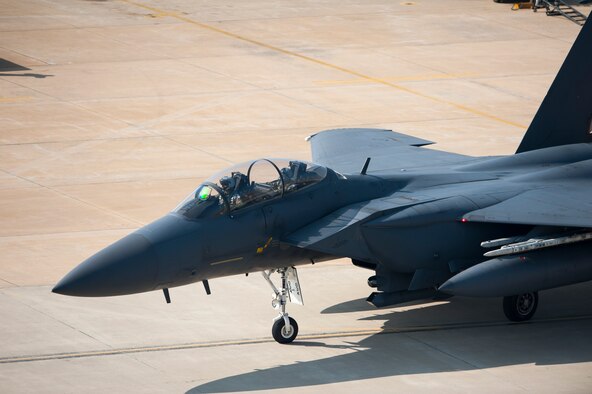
[402,330,482,370]
[0,168,145,227]
[0,277,17,286]
[2,314,590,364]
[0,135,168,147]
[0,46,50,66]
[401,330,532,391]
[0,116,477,148]
[120,0,527,130]
[2,290,114,350]
[0,227,137,240]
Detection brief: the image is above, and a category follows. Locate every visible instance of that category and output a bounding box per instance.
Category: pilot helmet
[220,176,236,191]
[289,161,307,177]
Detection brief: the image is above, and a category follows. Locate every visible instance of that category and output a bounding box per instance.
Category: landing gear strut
[503,291,538,322]
[262,267,303,344]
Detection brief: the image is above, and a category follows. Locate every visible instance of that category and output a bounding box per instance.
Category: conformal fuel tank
[439,242,592,297]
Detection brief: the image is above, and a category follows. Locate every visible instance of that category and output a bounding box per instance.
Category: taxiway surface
[1,0,591,392]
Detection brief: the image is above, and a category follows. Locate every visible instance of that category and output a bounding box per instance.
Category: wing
[463,184,592,228]
[307,128,471,174]
[283,194,435,262]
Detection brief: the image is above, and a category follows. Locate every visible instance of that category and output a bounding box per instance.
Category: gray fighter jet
[53,18,592,344]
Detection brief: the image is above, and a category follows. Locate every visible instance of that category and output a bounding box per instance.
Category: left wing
[307,128,471,174]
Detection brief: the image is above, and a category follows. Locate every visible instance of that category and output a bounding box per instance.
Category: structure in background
[498,0,589,25]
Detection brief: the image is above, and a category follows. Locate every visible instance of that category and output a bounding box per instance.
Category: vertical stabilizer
[516,14,592,153]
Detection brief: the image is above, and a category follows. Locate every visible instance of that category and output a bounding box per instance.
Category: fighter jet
[53,18,592,344]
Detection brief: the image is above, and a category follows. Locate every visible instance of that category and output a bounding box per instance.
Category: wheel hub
[281,325,294,338]
[517,293,534,315]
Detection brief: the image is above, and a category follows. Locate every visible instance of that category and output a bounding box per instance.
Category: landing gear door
[286,267,304,305]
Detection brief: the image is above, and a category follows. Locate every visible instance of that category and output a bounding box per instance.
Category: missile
[439,242,592,297]
[483,232,592,258]
[480,236,528,249]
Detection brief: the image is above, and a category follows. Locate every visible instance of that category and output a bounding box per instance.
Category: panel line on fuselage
[210,257,244,266]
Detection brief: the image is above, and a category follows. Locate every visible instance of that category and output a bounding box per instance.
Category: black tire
[272,317,298,344]
[503,292,538,322]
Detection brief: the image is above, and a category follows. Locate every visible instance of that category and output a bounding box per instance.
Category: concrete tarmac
[1,0,591,392]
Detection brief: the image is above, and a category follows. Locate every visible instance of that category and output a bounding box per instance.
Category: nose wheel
[262,267,303,344]
[272,316,298,344]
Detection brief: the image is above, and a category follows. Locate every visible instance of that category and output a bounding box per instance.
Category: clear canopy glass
[174,159,327,219]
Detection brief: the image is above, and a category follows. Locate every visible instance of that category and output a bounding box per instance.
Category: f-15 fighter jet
[54,17,592,343]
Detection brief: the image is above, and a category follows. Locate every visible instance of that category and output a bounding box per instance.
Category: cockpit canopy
[174,159,327,219]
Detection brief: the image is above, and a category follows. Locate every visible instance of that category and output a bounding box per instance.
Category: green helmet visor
[197,186,212,201]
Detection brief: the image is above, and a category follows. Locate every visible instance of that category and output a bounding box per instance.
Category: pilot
[219,175,236,194]
[220,172,252,209]
[280,166,293,185]
[281,161,308,192]
[290,161,307,179]
[232,172,249,191]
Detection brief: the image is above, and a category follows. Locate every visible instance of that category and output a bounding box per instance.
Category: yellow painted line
[121,0,526,129]
[210,256,243,266]
[2,314,590,364]
[315,73,478,86]
[0,96,32,103]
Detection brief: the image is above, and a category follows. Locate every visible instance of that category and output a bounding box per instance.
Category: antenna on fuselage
[162,288,171,304]
[202,280,211,295]
[361,157,371,175]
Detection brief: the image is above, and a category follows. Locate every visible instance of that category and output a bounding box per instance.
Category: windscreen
[174,184,225,219]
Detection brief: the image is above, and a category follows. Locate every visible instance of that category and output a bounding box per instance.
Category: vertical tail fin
[516,14,592,153]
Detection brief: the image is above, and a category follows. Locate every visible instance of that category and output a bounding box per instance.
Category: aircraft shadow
[320,296,453,314]
[0,59,52,79]
[0,73,53,78]
[320,296,376,314]
[188,282,592,393]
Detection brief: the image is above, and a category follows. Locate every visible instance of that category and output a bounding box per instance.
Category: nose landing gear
[261,267,303,344]
[272,315,298,344]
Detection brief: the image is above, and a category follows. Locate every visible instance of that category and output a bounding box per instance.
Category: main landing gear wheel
[503,291,538,322]
[262,267,303,344]
[272,316,298,344]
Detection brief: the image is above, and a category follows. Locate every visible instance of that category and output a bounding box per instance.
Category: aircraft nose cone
[52,233,159,297]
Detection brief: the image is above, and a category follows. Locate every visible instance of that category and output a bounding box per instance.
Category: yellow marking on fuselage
[210,256,244,266]
[120,0,526,130]
[257,237,273,254]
